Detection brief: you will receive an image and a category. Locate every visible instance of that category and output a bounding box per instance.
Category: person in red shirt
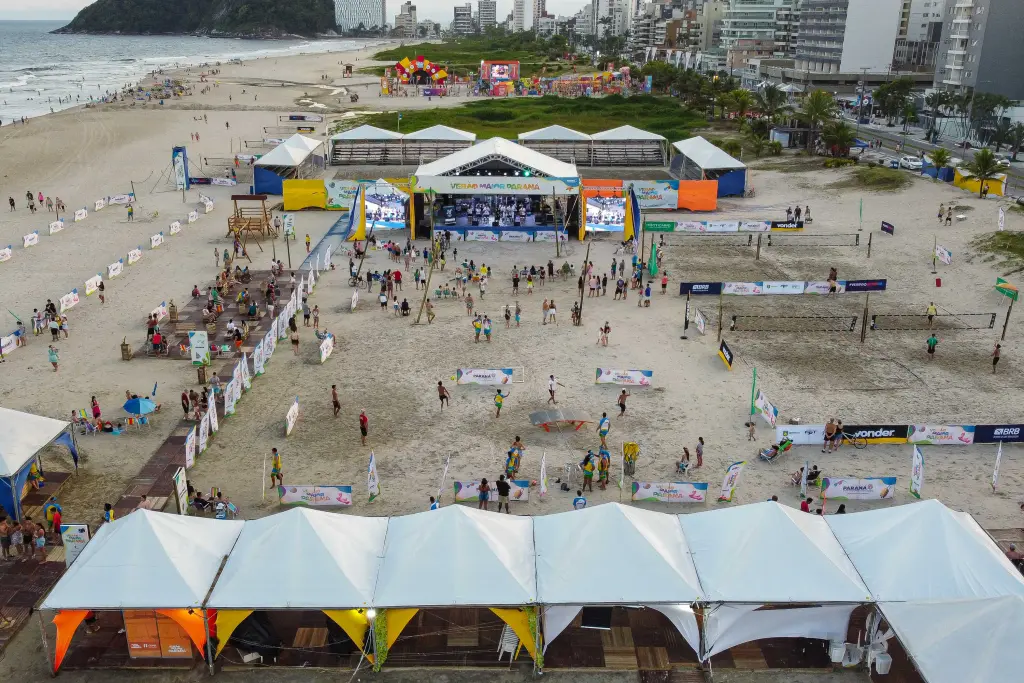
[661,273,669,294]
[393,270,402,291]
[358,410,369,446]
[800,497,812,513]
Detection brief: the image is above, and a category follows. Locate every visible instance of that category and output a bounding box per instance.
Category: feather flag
[623,186,640,242]
[368,451,381,502]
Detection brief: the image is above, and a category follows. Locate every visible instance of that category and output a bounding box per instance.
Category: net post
[866,232,871,257]
[755,233,762,260]
[860,292,870,343]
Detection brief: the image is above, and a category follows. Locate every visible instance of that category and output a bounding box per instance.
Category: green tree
[724,89,755,120]
[990,119,1011,153]
[928,148,951,180]
[754,83,792,125]
[821,120,856,157]
[961,148,1002,197]
[799,89,837,151]
[1008,123,1024,162]
[746,132,768,158]
[722,140,743,158]
[640,60,677,92]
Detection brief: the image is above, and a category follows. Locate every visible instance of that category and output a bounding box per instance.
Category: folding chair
[496,623,521,667]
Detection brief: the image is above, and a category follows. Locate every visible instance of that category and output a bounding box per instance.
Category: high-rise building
[893,0,945,68]
[795,0,902,75]
[478,0,497,30]
[395,1,417,37]
[513,0,527,32]
[534,0,547,31]
[934,0,1024,98]
[720,0,799,68]
[592,0,630,37]
[335,0,386,32]
[700,1,727,50]
[452,2,474,35]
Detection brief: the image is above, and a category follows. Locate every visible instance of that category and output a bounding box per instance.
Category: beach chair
[496,623,521,666]
[759,440,792,464]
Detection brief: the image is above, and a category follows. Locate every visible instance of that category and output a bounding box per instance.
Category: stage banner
[278,485,353,507]
[74,208,88,222]
[740,220,771,232]
[841,425,909,444]
[127,247,142,265]
[208,394,218,433]
[632,180,678,210]
[631,481,708,503]
[718,340,734,370]
[109,193,134,205]
[500,231,533,242]
[84,274,102,296]
[150,232,164,249]
[108,259,123,278]
[184,426,196,469]
[819,476,896,500]
[881,221,894,235]
[454,480,530,502]
[770,220,803,231]
[169,220,181,235]
[534,230,566,243]
[95,198,106,211]
[319,335,334,363]
[776,424,827,446]
[253,341,265,376]
[907,425,975,445]
[694,308,707,335]
[188,330,210,366]
[411,175,580,195]
[49,220,64,235]
[804,280,846,295]
[326,180,358,210]
[706,221,740,232]
[285,397,299,436]
[202,198,214,214]
[935,244,952,265]
[761,281,805,295]
[0,246,11,263]
[151,301,168,322]
[172,145,189,190]
[973,424,1024,444]
[841,279,887,292]
[188,210,199,223]
[679,282,723,295]
[910,445,924,499]
[368,451,381,502]
[23,231,39,248]
[198,411,210,454]
[718,461,745,502]
[223,379,237,417]
[466,229,499,242]
[754,389,778,427]
[59,524,90,567]
[60,288,80,313]
[456,368,513,385]
[723,281,763,295]
[595,369,653,386]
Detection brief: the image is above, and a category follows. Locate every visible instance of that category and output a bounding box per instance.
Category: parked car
[992,153,1011,167]
[899,155,923,170]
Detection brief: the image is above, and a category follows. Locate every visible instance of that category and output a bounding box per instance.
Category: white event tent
[413,137,578,180]
[0,407,78,521]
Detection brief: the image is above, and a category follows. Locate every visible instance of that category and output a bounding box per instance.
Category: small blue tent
[0,408,78,521]
[669,136,747,197]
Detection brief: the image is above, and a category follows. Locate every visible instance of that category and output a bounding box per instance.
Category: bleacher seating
[591,141,665,167]
[330,142,406,166]
[519,142,592,165]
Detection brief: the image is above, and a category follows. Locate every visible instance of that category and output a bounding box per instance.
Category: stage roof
[591,125,666,142]
[330,124,404,141]
[255,134,323,168]
[0,407,70,477]
[414,137,578,179]
[402,124,476,141]
[671,136,746,170]
[518,125,592,141]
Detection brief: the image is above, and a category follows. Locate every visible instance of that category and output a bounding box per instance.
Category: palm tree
[746,132,768,158]
[1009,123,1024,162]
[990,119,1011,152]
[755,83,792,124]
[821,121,855,157]
[928,148,951,181]
[961,148,1003,197]
[722,140,743,158]
[799,89,837,151]
[768,140,783,156]
[725,89,754,120]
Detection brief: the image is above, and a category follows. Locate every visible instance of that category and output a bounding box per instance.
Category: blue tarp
[0,456,39,521]
[253,166,284,195]
[715,169,746,197]
[921,162,954,182]
[853,138,870,149]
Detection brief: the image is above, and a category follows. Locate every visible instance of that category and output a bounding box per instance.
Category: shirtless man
[823,419,838,454]
[437,381,451,411]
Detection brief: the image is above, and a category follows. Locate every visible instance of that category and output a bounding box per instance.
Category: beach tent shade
[207,508,388,609]
[518,125,592,141]
[329,125,404,141]
[255,135,324,168]
[670,136,746,196]
[414,137,578,179]
[879,597,1024,683]
[670,136,746,170]
[41,510,243,610]
[679,501,870,603]
[373,505,536,607]
[534,503,703,604]
[0,407,70,477]
[826,499,1024,601]
[402,125,476,141]
[591,125,666,141]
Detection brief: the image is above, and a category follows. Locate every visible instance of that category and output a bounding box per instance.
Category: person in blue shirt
[572,490,587,510]
[429,496,439,510]
[598,412,610,448]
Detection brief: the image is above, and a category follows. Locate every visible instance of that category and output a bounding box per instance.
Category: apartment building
[335,0,386,32]
[452,3,474,35]
[394,1,416,37]
[478,0,497,30]
[593,0,631,37]
[795,0,903,74]
[513,0,527,31]
[933,0,1024,98]
[720,0,800,68]
[534,0,547,32]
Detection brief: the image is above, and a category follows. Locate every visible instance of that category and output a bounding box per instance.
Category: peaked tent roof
[670,136,746,170]
[41,510,243,610]
[373,505,536,607]
[880,597,1024,683]
[255,135,323,167]
[679,502,870,603]
[0,407,70,477]
[591,125,666,142]
[535,503,703,604]
[367,178,409,199]
[207,508,387,609]
[280,133,324,153]
[518,125,592,141]
[827,499,1024,601]
[402,124,476,141]
[414,137,578,179]
[329,124,404,141]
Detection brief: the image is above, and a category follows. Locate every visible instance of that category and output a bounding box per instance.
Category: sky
[0,0,584,24]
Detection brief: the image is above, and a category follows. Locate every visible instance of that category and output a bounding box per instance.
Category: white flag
[910,445,924,499]
[935,244,952,265]
[540,452,548,497]
[368,451,381,502]
[992,441,1002,492]
[998,207,1005,232]
[718,461,745,502]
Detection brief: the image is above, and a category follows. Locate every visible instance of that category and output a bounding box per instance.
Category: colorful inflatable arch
[393,56,447,84]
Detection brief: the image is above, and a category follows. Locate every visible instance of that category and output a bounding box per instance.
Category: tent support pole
[203,610,214,675]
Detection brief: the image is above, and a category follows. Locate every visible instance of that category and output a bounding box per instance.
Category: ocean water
[0,20,381,123]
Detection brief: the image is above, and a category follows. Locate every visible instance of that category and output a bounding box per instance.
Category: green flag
[996,277,1019,302]
[648,241,658,277]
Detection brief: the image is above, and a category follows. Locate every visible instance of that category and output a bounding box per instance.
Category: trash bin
[936,277,942,287]
[889,160,900,169]
[874,652,892,674]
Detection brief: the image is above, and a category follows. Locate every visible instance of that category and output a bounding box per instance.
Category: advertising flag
[540,453,548,497]
[935,243,952,265]
[910,445,924,499]
[998,206,1005,232]
[623,186,640,242]
[754,389,779,428]
[995,277,1019,302]
[718,461,745,502]
[368,451,381,502]
[992,441,1002,492]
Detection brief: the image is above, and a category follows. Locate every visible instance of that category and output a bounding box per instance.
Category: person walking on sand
[477,478,490,510]
[926,302,937,328]
[359,410,369,445]
[617,389,630,416]
[547,375,562,404]
[483,315,492,341]
[823,419,837,453]
[937,204,944,223]
[438,381,450,410]
[926,333,939,360]
[305,234,311,253]
[945,208,952,226]
[472,315,482,342]
[598,412,610,448]
[542,298,550,325]
[426,299,436,324]
[494,389,509,418]
[48,345,59,372]
[269,448,284,487]
[548,300,557,324]
[98,280,105,304]
[694,437,704,468]
[127,204,134,222]
[495,475,511,514]
[993,343,1001,373]
[332,385,341,416]
[580,452,596,492]
[312,305,320,329]
[515,302,521,328]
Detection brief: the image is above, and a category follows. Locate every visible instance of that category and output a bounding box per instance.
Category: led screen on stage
[490,64,511,80]
[364,183,408,230]
[585,196,626,232]
[436,195,559,230]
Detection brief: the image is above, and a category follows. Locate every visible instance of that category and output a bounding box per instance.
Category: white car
[992,154,1011,167]
[899,155,923,170]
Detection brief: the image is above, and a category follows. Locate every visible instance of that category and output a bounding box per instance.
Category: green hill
[55,0,337,37]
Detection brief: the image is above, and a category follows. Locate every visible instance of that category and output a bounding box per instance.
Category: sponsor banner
[907,424,975,446]
[842,279,887,292]
[198,411,209,454]
[804,280,846,295]
[595,368,653,386]
[60,288,80,313]
[1,334,15,356]
[674,220,708,232]
[319,335,334,363]
[326,180,358,210]
[150,232,164,249]
[412,174,580,195]
[203,200,214,214]
[718,461,745,502]
[49,220,64,235]
[881,221,894,235]
[188,210,199,223]
[632,180,678,210]
[723,281,763,296]
[500,231,533,242]
[454,480,530,502]
[127,248,142,265]
[935,244,952,265]
[974,424,1024,444]
[761,281,805,295]
[694,308,707,335]
[108,194,134,205]
[999,207,1005,232]
[173,467,189,515]
[59,524,90,566]
[770,220,804,231]
[278,485,353,507]
[151,301,168,322]
[644,221,675,232]
[533,230,566,243]
[993,442,1003,491]
[285,397,299,436]
[0,246,11,262]
[706,220,740,232]
[679,282,723,296]
[718,340,734,370]
[819,476,896,500]
[223,379,237,417]
[631,481,708,503]
[108,259,124,278]
[753,389,778,427]
[169,221,181,235]
[466,229,499,242]
[184,426,196,469]
[842,424,910,444]
[189,330,210,366]
[95,198,106,211]
[84,274,102,296]
[172,146,188,191]
[368,451,381,502]
[211,177,237,187]
[910,445,924,498]
[740,220,771,232]
[23,231,39,248]
[776,424,827,446]
[74,208,88,222]
[456,368,513,385]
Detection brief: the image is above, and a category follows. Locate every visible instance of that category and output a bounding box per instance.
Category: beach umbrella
[123,397,157,415]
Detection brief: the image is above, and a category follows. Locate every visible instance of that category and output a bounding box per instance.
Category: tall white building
[796,0,903,74]
[452,3,474,34]
[335,0,386,32]
[513,0,527,32]
[534,0,547,31]
[592,0,630,37]
[720,0,799,64]
[478,0,497,30]
[394,1,417,37]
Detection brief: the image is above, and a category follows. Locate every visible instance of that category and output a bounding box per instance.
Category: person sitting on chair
[676,447,691,473]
